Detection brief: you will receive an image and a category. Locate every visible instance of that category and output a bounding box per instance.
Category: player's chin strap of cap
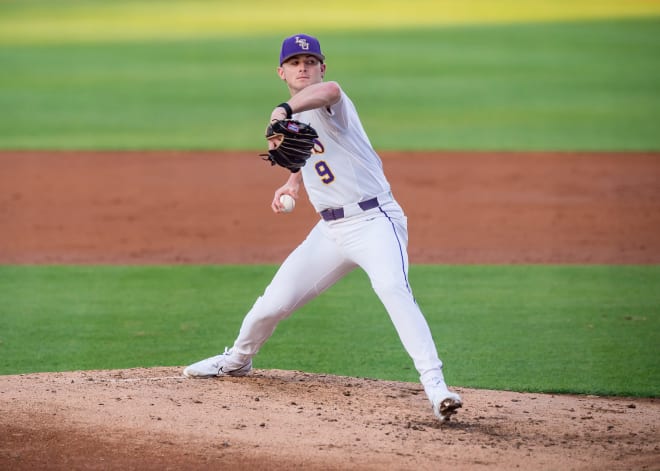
[319,192,392,221]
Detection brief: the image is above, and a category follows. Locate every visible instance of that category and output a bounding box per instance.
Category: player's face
[278,54,326,91]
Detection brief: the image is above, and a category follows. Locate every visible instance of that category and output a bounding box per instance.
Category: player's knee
[256,291,299,319]
[371,277,411,300]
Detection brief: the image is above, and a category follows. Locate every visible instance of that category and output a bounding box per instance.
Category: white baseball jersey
[295,91,391,213]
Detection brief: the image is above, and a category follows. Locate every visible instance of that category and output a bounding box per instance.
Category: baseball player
[184,34,462,421]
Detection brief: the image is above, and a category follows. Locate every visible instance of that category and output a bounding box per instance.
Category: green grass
[1,18,659,150]
[3,0,658,44]
[1,265,658,397]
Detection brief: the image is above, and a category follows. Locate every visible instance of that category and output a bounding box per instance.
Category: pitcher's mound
[1,367,657,470]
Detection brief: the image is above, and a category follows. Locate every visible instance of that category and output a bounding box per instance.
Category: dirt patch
[1,150,659,264]
[1,368,658,471]
[1,150,659,470]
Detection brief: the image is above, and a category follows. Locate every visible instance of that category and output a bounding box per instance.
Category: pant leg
[343,202,444,382]
[232,221,355,357]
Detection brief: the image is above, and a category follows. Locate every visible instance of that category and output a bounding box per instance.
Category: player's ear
[320,63,326,78]
[277,66,286,81]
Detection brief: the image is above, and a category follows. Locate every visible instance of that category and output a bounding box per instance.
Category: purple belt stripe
[320,197,379,221]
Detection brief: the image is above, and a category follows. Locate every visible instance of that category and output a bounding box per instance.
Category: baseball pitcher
[183,34,462,422]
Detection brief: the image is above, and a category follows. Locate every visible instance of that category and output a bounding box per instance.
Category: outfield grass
[2,0,659,44]
[1,265,658,397]
[1,18,659,150]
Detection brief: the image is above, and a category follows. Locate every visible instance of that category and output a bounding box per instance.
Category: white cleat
[432,391,463,422]
[183,349,252,378]
[425,378,463,422]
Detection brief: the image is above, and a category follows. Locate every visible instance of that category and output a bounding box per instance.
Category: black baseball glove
[261,119,318,172]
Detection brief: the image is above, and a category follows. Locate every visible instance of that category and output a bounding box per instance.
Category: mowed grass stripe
[2,19,659,150]
[1,0,660,44]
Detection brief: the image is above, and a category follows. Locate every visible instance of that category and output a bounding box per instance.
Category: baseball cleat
[424,378,463,422]
[183,348,252,378]
[433,392,463,422]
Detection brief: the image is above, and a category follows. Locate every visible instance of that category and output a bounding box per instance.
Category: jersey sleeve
[323,89,350,130]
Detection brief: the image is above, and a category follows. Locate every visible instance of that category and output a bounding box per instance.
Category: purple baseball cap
[279,34,325,65]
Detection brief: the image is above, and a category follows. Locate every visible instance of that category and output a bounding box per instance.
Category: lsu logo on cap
[295,37,309,50]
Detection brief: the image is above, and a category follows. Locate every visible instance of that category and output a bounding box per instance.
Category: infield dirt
[1,151,659,470]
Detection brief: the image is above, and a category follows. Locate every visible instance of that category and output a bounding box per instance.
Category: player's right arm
[271,82,342,123]
[288,81,341,113]
[271,171,303,213]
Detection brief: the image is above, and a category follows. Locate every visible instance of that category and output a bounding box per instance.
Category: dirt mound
[1,368,658,470]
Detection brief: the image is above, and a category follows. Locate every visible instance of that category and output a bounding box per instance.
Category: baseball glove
[261,119,318,172]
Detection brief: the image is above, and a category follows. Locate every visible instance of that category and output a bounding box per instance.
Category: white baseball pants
[231,199,445,384]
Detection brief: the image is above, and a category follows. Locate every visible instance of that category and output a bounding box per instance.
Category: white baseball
[279,194,295,213]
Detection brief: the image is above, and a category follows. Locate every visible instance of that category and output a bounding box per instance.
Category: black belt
[320,197,379,221]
